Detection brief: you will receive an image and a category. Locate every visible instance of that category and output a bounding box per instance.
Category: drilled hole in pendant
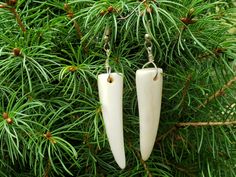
[153,74,158,81]
[107,76,113,83]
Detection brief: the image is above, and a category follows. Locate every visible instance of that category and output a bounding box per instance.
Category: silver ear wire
[103,27,112,79]
[143,34,158,79]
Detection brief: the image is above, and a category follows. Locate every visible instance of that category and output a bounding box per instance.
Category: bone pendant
[98,73,126,169]
[136,68,163,161]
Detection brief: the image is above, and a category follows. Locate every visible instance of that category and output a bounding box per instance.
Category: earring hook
[103,27,112,81]
[143,34,159,79]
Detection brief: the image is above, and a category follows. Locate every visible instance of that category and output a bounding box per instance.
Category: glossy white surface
[136,68,163,161]
[98,73,126,169]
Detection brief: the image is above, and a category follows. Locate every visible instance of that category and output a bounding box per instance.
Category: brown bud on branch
[6,118,13,124]
[7,0,17,6]
[2,112,9,119]
[13,48,21,56]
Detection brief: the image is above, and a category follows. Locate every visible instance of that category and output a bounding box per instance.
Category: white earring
[136,34,163,161]
[97,30,126,169]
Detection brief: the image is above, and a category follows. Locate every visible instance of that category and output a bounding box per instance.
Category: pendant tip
[117,159,126,169]
[141,152,150,161]
[119,163,126,169]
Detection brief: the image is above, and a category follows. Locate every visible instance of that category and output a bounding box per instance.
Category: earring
[136,34,163,161]
[97,28,126,169]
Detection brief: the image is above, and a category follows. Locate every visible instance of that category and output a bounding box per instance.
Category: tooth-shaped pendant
[136,68,163,161]
[98,73,126,169]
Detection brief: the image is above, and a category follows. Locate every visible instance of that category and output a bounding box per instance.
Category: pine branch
[0,1,26,32]
[179,74,192,107]
[9,7,26,32]
[182,74,192,99]
[136,151,153,177]
[157,120,236,142]
[73,21,83,39]
[64,3,82,39]
[198,76,236,109]
[128,139,153,176]
[176,120,236,127]
[43,159,51,177]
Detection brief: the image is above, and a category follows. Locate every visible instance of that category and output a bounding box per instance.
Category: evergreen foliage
[0,0,236,176]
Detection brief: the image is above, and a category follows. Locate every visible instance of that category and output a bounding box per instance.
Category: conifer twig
[129,140,153,177]
[180,74,192,106]
[198,76,236,109]
[64,3,82,39]
[176,120,236,127]
[136,151,153,177]
[43,159,51,177]
[0,2,26,32]
[156,120,236,142]
[73,21,83,39]
[9,7,26,32]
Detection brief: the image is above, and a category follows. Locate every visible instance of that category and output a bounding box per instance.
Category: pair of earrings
[98,33,163,169]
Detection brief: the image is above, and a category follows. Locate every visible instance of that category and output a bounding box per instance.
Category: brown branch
[8,8,26,32]
[179,74,192,107]
[129,137,153,177]
[73,20,83,39]
[182,75,192,98]
[43,158,51,177]
[136,151,153,177]
[198,76,236,109]
[156,120,236,143]
[176,120,236,127]
[0,3,26,32]
[64,3,82,39]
